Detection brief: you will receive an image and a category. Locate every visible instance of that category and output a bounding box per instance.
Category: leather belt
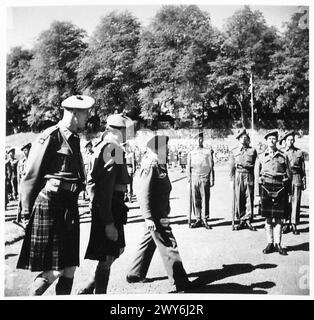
[46,178,79,193]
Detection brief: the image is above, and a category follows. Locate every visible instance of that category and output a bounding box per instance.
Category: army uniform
[255,130,291,255]
[230,129,257,230]
[179,148,188,172]
[16,143,32,222]
[84,135,130,260]
[127,136,190,292]
[16,122,86,272]
[187,145,214,226]
[6,149,18,200]
[281,131,306,234]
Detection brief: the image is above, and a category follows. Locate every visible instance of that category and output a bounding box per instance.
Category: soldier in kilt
[254,130,292,255]
[16,95,95,295]
[78,114,131,294]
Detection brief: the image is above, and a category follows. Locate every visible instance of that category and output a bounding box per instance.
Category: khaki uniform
[255,148,291,244]
[187,147,214,220]
[127,151,189,291]
[230,146,257,221]
[283,146,306,225]
[6,157,18,199]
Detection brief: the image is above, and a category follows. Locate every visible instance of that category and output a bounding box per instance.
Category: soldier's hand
[254,196,261,206]
[105,223,118,242]
[145,219,156,232]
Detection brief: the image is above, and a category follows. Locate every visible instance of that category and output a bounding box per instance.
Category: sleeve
[20,135,52,213]
[88,144,117,226]
[137,162,154,219]
[301,151,306,179]
[210,150,215,183]
[229,151,235,180]
[254,157,262,196]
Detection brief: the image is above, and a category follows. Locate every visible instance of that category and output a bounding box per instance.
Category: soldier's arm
[137,161,154,220]
[20,134,53,214]
[229,151,235,180]
[96,144,118,226]
[210,150,215,186]
[254,157,261,197]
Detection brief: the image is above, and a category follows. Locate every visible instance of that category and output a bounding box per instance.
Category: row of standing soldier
[16,95,191,295]
[229,128,306,256]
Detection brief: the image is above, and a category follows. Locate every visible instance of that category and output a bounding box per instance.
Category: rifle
[231,177,236,230]
[188,154,192,228]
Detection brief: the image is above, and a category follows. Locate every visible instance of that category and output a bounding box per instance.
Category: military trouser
[290,184,302,225]
[127,219,189,290]
[191,175,210,220]
[265,218,283,244]
[234,171,254,221]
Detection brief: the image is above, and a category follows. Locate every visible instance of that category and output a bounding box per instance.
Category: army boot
[55,276,74,295]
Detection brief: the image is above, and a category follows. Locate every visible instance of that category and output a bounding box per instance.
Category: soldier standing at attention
[6,147,19,200]
[254,130,291,255]
[126,135,191,293]
[16,95,95,295]
[280,131,306,235]
[16,142,32,223]
[230,129,257,231]
[78,114,131,294]
[187,132,214,229]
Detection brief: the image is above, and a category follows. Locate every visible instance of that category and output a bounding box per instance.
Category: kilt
[17,188,80,271]
[260,181,289,220]
[84,191,128,260]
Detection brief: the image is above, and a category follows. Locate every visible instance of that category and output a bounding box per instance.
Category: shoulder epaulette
[38,125,59,144]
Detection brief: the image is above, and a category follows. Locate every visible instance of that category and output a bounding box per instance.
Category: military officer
[16,95,95,295]
[78,113,131,294]
[6,147,19,200]
[254,130,291,255]
[16,142,32,223]
[230,129,257,231]
[187,132,214,229]
[280,131,306,235]
[126,135,191,293]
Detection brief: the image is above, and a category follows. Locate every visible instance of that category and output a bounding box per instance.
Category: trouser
[290,184,302,225]
[191,175,210,220]
[265,218,283,244]
[234,172,254,221]
[127,222,189,289]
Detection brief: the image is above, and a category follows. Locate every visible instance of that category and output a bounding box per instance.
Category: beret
[61,95,95,109]
[107,113,133,129]
[235,128,249,140]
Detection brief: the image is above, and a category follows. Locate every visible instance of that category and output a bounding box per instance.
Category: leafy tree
[136,5,220,127]
[6,47,33,134]
[77,11,141,124]
[25,21,87,130]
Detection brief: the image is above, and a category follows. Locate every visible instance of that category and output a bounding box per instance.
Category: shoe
[191,219,203,229]
[169,280,192,293]
[246,221,257,231]
[126,275,148,283]
[282,224,291,234]
[236,221,246,230]
[263,243,274,254]
[274,244,288,255]
[292,225,300,235]
[77,287,94,294]
[202,220,212,229]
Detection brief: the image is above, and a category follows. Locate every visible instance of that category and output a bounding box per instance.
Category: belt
[114,184,127,192]
[235,168,252,174]
[46,178,79,193]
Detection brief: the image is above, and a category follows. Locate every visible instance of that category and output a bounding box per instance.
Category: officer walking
[16,142,32,223]
[280,131,306,235]
[230,129,257,231]
[78,113,131,294]
[16,95,94,295]
[187,132,214,229]
[254,130,291,255]
[126,135,191,293]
